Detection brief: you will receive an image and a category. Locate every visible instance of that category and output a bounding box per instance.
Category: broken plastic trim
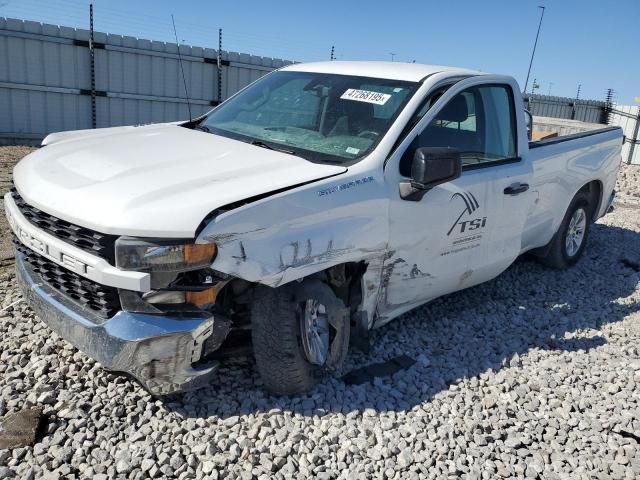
[341,355,416,385]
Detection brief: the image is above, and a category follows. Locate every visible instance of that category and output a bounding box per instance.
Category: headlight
[115,237,217,272]
[116,237,222,314]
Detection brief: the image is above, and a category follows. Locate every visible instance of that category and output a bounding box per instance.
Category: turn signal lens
[184,243,217,266]
[186,286,218,307]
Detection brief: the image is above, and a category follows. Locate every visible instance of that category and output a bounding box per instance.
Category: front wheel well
[302,261,367,312]
[214,261,369,328]
[310,261,370,351]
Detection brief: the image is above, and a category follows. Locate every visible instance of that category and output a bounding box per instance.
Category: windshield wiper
[196,127,309,159]
[250,140,297,156]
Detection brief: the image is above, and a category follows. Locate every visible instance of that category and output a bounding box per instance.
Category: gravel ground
[0,146,34,265]
[0,146,639,479]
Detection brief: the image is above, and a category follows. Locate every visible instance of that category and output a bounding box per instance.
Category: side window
[480,86,516,162]
[437,91,476,132]
[392,85,451,163]
[400,84,517,175]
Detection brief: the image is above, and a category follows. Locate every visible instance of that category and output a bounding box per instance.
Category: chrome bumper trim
[15,252,221,395]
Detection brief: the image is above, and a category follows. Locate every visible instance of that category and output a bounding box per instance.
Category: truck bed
[529,125,621,149]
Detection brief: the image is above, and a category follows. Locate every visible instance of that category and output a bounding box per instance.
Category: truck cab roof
[281,61,484,82]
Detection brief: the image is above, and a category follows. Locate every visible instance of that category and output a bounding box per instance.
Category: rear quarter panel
[522,128,622,251]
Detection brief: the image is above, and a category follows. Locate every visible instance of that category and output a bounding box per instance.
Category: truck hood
[13,124,347,237]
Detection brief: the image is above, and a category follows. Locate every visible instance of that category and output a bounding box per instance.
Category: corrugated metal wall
[610,105,640,165]
[0,17,293,143]
[523,94,607,124]
[0,18,92,140]
[3,16,636,158]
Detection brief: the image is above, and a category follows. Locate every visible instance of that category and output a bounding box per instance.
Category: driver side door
[377,77,529,324]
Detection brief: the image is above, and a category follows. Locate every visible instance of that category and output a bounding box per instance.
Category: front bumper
[15,252,224,395]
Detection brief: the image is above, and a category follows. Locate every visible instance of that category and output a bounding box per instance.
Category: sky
[1,0,639,104]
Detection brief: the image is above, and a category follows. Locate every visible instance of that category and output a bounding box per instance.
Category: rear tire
[251,281,349,395]
[536,192,592,269]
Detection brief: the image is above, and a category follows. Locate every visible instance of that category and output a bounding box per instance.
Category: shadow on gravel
[165,223,640,419]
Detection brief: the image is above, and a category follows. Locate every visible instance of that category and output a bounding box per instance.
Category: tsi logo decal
[447,191,487,236]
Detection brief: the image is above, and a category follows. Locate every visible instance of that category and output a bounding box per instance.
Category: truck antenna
[171,14,193,121]
[523,6,545,94]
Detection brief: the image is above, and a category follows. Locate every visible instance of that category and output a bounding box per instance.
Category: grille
[15,238,121,318]
[11,187,117,264]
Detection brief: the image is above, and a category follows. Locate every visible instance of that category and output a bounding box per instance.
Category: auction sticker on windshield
[341,89,391,105]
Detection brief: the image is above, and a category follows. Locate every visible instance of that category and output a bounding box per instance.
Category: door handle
[503,183,529,195]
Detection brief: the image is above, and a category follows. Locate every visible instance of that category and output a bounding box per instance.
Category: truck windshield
[199,71,417,164]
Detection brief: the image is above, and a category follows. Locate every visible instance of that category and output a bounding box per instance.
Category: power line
[0,0,379,63]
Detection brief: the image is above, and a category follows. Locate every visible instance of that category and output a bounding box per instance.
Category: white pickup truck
[6,62,622,395]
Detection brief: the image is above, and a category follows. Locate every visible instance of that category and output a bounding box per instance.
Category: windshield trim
[198,72,421,166]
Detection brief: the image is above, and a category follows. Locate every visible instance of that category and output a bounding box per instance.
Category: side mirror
[524,109,533,141]
[400,147,462,201]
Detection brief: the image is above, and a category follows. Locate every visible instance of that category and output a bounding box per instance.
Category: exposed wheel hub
[300,299,330,366]
[566,207,587,257]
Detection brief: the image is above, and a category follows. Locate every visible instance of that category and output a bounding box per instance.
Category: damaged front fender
[198,170,390,291]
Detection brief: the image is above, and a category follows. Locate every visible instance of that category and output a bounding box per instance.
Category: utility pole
[89,3,96,129]
[603,88,615,125]
[330,46,335,61]
[527,78,540,115]
[548,82,553,96]
[217,28,223,104]
[572,84,581,120]
[389,52,396,62]
[531,78,539,94]
[524,6,545,94]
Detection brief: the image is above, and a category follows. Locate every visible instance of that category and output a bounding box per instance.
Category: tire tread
[251,285,318,395]
[537,193,591,269]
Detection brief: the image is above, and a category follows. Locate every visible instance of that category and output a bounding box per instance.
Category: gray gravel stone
[140,458,156,472]
[0,466,16,478]
[1,149,639,479]
[201,460,216,474]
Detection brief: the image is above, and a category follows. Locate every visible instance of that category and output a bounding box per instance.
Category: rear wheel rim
[300,299,330,366]
[565,207,587,257]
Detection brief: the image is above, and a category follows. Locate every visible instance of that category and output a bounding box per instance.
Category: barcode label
[340,89,391,105]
